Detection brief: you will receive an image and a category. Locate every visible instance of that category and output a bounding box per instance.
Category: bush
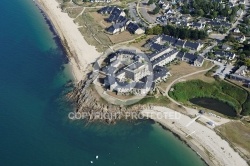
[169,80,248,114]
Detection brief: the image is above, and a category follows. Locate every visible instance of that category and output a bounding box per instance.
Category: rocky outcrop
[67,72,151,124]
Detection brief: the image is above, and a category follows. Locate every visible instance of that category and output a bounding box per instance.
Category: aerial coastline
[36,0,100,82]
[35,0,249,165]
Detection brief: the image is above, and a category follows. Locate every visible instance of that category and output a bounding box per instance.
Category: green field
[169,79,250,115]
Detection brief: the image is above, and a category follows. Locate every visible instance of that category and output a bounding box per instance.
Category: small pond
[189,97,237,117]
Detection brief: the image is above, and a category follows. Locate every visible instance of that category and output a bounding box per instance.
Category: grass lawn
[108,31,139,44]
[216,121,250,161]
[159,60,214,90]
[66,7,84,19]
[137,96,170,105]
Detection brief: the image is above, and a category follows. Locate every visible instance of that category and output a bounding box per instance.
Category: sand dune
[37,0,100,82]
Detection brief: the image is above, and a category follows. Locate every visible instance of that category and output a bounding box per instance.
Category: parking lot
[213,61,234,79]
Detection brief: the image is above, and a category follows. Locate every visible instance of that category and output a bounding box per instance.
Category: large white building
[123,62,151,82]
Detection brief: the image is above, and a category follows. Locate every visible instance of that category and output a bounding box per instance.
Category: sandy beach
[141,106,248,166]
[37,0,100,82]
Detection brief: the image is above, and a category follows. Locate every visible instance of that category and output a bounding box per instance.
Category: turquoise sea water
[0,0,206,165]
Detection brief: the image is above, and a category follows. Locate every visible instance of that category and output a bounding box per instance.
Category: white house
[193,56,204,67]
[238,35,246,43]
[233,28,240,33]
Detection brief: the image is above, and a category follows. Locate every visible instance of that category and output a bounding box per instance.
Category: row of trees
[145,25,208,40]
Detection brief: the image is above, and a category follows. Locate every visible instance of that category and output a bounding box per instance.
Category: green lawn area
[216,121,250,162]
[169,79,249,115]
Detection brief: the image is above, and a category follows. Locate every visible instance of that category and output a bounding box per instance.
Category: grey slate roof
[126,62,144,71]
[176,52,185,59]
[193,22,203,28]
[195,56,204,63]
[104,53,117,63]
[148,46,170,61]
[151,49,178,66]
[117,49,137,55]
[126,22,141,34]
[175,39,186,47]
[214,51,235,58]
[150,43,165,51]
[106,21,126,33]
[153,65,169,81]
[230,74,250,83]
[161,35,177,45]
[106,7,124,23]
[185,41,200,50]
[183,53,197,62]
[102,65,116,75]
[207,20,231,27]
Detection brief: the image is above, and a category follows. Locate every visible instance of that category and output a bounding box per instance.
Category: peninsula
[36,0,250,165]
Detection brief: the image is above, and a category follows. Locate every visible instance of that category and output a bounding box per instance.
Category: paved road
[200,41,218,57]
[128,3,141,23]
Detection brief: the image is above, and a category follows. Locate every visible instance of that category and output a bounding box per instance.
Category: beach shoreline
[36,0,100,83]
[34,0,248,165]
[141,107,248,166]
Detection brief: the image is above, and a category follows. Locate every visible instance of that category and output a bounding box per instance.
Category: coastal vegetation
[74,9,113,52]
[216,121,250,163]
[169,79,249,116]
[145,25,208,40]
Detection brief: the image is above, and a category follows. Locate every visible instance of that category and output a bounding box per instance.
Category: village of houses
[63,0,250,96]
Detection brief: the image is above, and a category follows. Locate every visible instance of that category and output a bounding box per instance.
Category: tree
[180,48,189,53]
[152,5,161,15]
[197,9,204,17]
[147,0,154,6]
[163,26,170,35]
[239,4,245,10]
[163,24,207,40]
[190,30,199,40]
[244,58,250,68]
[229,15,235,23]
[211,11,218,19]
[153,25,163,35]
[179,28,190,39]
[225,34,236,43]
[243,17,250,25]
[231,6,239,15]
[145,28,153,35]
[182,7,189,14]
[198,31,207,40]
[207,52,215,59]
